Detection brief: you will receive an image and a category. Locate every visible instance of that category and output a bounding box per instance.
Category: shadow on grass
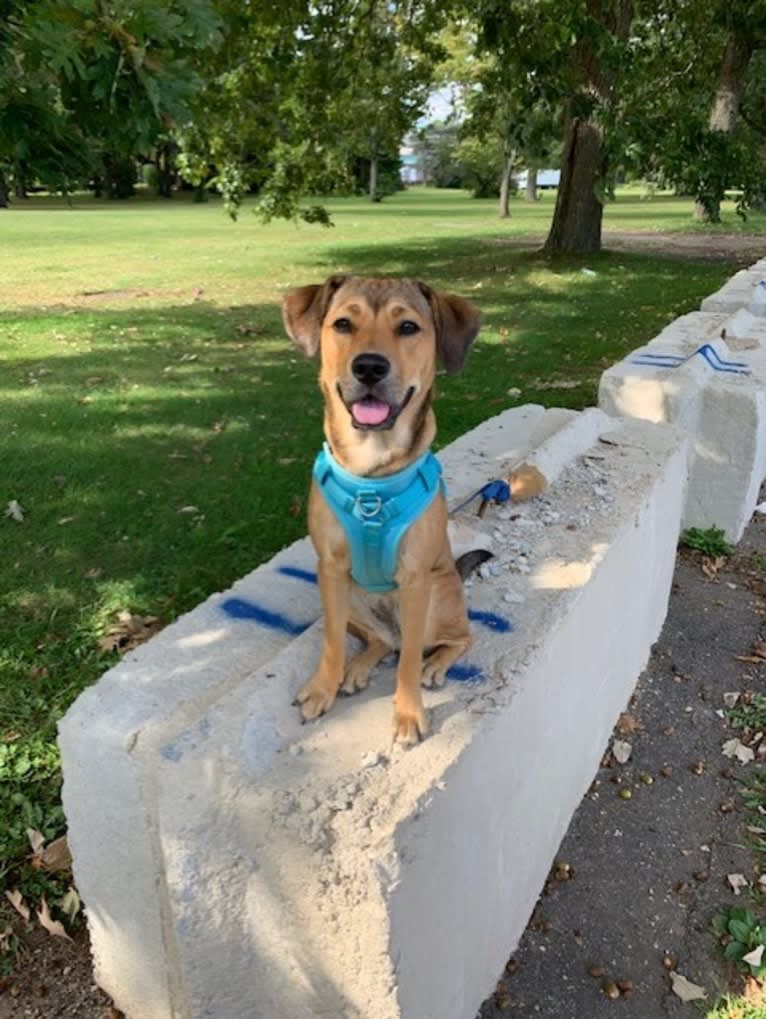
[0,238,736,870]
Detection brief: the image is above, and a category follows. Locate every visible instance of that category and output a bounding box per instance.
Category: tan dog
[282,276,481,744]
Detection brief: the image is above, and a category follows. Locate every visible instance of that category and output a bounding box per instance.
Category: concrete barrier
[59,405,686,1019]
[599,300,766,542]
[700,258,766,315]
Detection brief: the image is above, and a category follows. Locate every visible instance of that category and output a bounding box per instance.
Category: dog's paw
[421,659,448,689]
[294,678,337,721]
[421,646,459,688]
[340,660,371,696]
[392,701,428,745]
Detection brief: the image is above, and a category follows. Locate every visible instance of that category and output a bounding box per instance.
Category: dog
[282,275,481,744]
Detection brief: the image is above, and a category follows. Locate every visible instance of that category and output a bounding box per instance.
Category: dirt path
[605,230,766,263]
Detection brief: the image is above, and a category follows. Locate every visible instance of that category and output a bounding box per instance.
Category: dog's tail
[455,548,493,581]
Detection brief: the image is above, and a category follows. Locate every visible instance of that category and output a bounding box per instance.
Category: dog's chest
[351,587,402,647]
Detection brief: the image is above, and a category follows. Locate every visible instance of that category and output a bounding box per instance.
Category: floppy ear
[419,283,481,374]
[281,275,347,357]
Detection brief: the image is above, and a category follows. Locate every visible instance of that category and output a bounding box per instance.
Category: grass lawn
[1,185,764,903]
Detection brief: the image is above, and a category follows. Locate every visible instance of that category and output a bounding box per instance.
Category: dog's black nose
[351,353,390,386]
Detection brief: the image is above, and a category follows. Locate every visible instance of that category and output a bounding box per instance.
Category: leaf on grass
[36,895,71,941]
[5,499,24,522]
[56,887,81,924]
[612,739,632,764]
[742,945,765,968]
[98,612,163,654]
[669,971,707,1002]
[31,834,72,873]
[26,828,45,856]
[728,873,749,895]
[4,889,30,922]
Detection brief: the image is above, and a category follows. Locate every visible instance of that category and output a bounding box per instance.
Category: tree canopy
[3,0,766,251]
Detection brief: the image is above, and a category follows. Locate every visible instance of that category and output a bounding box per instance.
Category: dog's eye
[332,317,353,334]
[398,320,420,336]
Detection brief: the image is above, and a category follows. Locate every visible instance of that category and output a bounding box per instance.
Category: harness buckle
[356,490,383,518]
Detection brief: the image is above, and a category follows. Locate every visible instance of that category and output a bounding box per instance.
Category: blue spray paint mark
[277,565,318,584]
[468,608,512,633]
[446,663,484,682]
[630,343,750,375]
[221,597,313,635]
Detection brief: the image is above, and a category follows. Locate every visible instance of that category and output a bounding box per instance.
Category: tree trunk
[544,115,605,254]
[694,32,755,222]
[0,172,8,208]
[369,153,378,202]
[156,143,174,198]
[498,150,516,218]
[525,167,538,202]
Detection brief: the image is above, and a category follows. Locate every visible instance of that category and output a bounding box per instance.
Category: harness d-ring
[356,493,383,518]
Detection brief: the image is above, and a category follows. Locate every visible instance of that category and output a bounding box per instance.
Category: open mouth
[341,387,415,431]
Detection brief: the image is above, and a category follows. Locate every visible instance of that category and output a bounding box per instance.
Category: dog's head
[282,276,481,434]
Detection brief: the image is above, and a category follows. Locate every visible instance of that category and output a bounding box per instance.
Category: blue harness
[312,443,445,593]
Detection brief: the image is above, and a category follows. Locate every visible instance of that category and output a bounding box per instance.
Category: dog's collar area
[313,443,444,592]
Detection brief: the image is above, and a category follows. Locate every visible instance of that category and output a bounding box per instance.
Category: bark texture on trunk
[525,167,538,202]
[543,116,604,254]
[695,31,755,222]
[498,150,516,218]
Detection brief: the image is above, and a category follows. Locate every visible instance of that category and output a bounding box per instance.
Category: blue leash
[451,478,512,517]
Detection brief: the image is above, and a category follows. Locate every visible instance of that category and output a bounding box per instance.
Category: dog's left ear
[282,275,347,357]
[418,283,481,374]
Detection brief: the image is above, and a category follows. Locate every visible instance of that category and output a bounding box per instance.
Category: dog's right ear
[281,275,347,357]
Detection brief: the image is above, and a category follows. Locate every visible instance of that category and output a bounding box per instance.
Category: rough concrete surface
[599,298,766,542]
[478,507,766,1019]
[59,406,686,1019]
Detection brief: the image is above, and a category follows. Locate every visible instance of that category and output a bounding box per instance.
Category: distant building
[515,169,561,189]
[400,140,426,184]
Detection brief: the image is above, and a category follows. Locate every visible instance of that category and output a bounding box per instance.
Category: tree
[0,0,222,204]
[617,0,766,223]
[475,0,635,252]
[177,0,442,220]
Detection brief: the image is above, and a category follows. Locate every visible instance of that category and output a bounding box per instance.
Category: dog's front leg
[295,562,350,721]
[393,579,430,744]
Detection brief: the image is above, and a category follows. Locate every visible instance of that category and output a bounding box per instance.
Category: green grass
[705,994,766,1019]
[1,185,761,896]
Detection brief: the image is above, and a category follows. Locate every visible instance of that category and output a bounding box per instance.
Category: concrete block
[700,258,766,314]
[60,406,686,1019]
[599,306,766,542]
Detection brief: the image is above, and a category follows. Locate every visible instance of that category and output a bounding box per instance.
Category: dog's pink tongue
[352,398,390,426]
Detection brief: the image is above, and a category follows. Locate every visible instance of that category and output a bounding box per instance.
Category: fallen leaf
[31,834,72,873]
[5,499,24,522]
[702,555,726,579]
[723,692,741,708]
[56,887,81,924]
[669,971,707,1002]
[617,712,641,734]
[0,925,13,951]
[612,739,633,764]
[4,889,30,922]
[722,738,756,763]
[728,873,749,895]
[26,828,45,856]
[98,612,163,654]
[36,895,71,941]
[742,945,765,968]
